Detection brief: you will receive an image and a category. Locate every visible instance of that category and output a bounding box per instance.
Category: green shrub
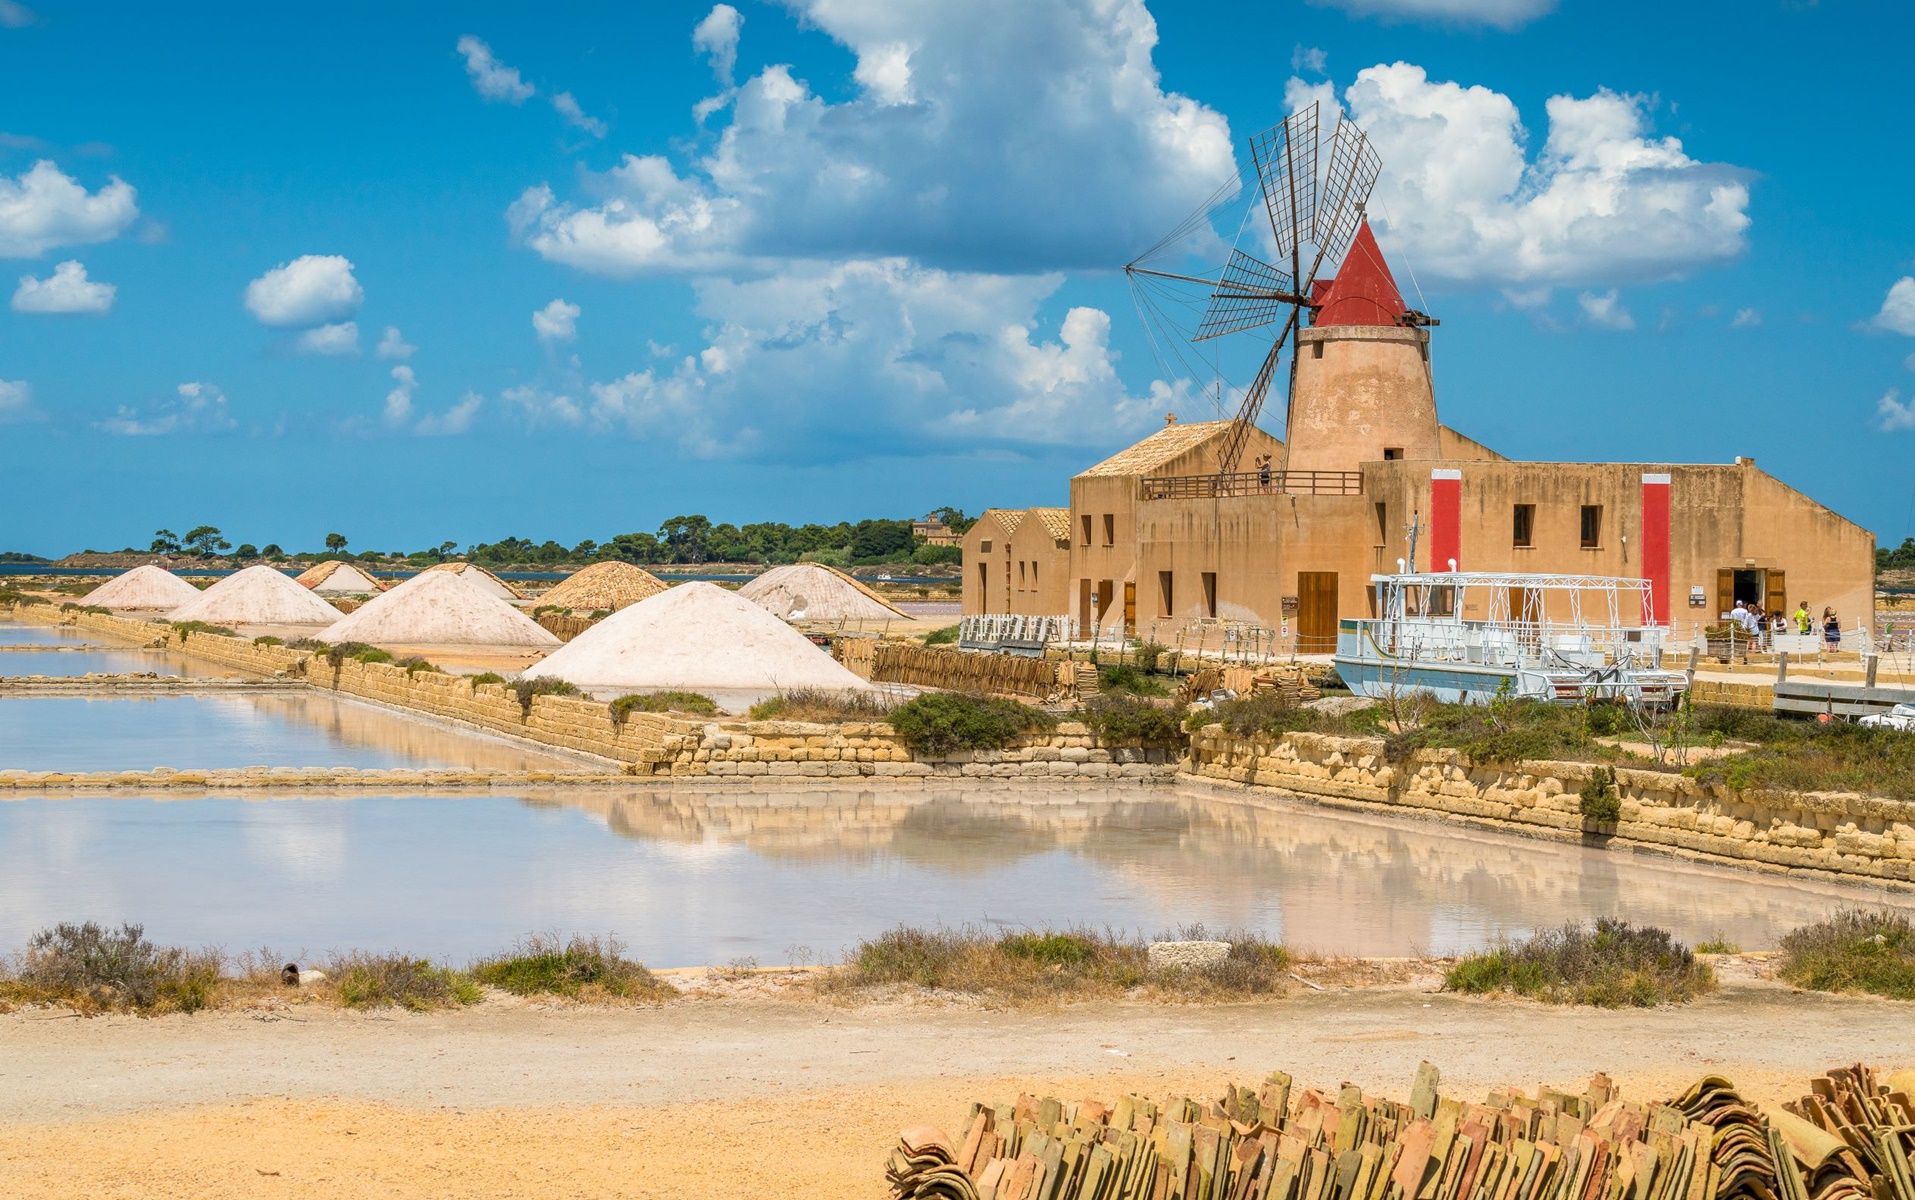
[321,641,390,666]
[470,672,506,686]
[1695,936,1741,954]
[514,677,580,714]
[1135,641,1166,673]
[395,655,442,676]
[887,691,1055,756]
[747,687,894,722]
[329,952,479,1011]
[252,635,285,646]
[0,586,27,606]
[1080,694,1187,747]
[1777,910,1915,1000]
[1579,766,1622,823]
[1445,920,1713,1007]
[169,620,237,641]
[1189,691,1382,739]
[533,604,564,617]
[469,935,672,1002]
[1098,663,1170,697]
[4,922,220,1015]
[1685,713,1915,801]
[611,691,719,719]
[923,624,960,645]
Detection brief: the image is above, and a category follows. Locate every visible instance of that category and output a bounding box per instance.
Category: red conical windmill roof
[1312,222,1406,328]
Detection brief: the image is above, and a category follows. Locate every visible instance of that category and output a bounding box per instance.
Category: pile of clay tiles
[1178,667,1320,705]
[885,1062,1915,1200]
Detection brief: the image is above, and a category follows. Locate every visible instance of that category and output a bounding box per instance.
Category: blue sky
[4,0,1914,556]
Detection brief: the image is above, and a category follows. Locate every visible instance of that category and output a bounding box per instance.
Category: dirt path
[2,980,1911,1197]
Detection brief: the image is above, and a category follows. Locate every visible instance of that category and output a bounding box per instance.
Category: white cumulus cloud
[457,35,533,103]
[1731,307,1761,328]
[375,325,416,360]
[244,255,363,327]
[1871,277,1915,336]
[1304,63,1751,287]
[0,377,34,422]
[505,259,1171,460]
[693,4,743,85]
[97,381,236,436]
[0,160,139,258]
[1879,390,1915,433]
[551,92,606,138]
[293,321,360,356]
[415,391,481,436]
[384,365,417,425]
[532,298,580,344]
[510,0,1235,276]
[1577,290,1634,331]
[12,259,114,313]
[1308,0,1555,29]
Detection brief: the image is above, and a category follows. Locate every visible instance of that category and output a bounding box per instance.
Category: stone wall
[1186,725,1915,885]
[5,601,1173,782]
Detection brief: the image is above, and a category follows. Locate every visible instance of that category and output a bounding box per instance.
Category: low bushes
[395,655,442,677]
[328,952,481,1011]
[470,672,506,686]
[0,922,220,1015]
[1445,920,1713,1007]
[514,677,580,714]
[168,620,236,641]
[747,687,896,722]
[1079,694,1186,747]
[1188,691,1382,739]
[886,691,1055,756]
[1097,664,1170,698]
[823,923,1290,1003]
[469,935,672,1002]
[322,641,391,666]
[1777,909,1915,1000]
[922,624,959,646]
[612,691,720,719]
[1578,766,1622,823]
[1685,714,1915,801]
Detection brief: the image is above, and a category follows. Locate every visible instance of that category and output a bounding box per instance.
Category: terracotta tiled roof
[1077,420,1233,478]
[1032,508,1071,541]
[976,508,1026,535]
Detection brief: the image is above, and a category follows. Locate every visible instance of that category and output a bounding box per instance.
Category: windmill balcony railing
[1140,469,1363,500]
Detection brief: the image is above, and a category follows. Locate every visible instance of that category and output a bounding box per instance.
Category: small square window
[1512,504,1535,548]
[1580,504,1602,549]
[1383,447,1404,460]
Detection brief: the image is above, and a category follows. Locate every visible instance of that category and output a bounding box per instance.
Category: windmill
[1125,102,1422,479]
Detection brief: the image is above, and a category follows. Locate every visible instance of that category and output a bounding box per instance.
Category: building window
[1311,341,1323,359]
[1512,504,1535,549]
[980,540,992,554]
[1080,515,1092,547]
[1580,504,1602,549]
[1383,447,1403,460]
[1031,562,1038,592]
[1157,570,1174,617]
[1018,560,1027,589]
[1102,514,1115,546]
[1201,571,1218,618]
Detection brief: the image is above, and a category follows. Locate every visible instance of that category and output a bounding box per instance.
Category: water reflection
[1,785,1906,965]
[0,693,591,772]
[0,649,245,678]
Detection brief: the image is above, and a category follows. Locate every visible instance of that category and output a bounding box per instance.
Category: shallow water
[0,786,1904,965]
[0,648,244,677]
[0,694,591,773]
[0,624,90,647]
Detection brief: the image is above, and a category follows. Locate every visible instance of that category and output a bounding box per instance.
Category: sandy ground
[3,975,1912,1198]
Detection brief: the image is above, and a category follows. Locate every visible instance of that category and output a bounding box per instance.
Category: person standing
[1795,601,1812,636]
[1823,607,1842,651]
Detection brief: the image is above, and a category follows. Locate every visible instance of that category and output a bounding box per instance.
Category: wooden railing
[1140,470,1362,500]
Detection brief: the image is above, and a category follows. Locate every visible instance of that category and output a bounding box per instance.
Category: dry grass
[1445,920,1714,1007]
[1777,909,1915,1000]
[0,923,222,1015]
[748,687,898,722]
[813,924,1291,1006]
[327,952,482,1011]
[469,935,674,1003]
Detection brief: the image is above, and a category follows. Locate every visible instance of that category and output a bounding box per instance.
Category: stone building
[962,223,1875,649]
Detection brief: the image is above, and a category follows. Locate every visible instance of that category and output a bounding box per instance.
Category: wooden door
[1764,570,1787,621]
[1078,578,1092,629]
[1122,583,1136,636]
[1716,568,1734,620]
[1297,572,1338,653]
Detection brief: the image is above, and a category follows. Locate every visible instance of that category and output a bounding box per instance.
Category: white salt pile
[522,580,870,709]
[169,564,343,626]
[296,560,387,595]
[83,564,203,611]
[423,562,523,602]
[738,563,908,622]
[318,569,560,647]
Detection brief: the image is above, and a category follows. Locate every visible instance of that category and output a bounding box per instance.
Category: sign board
[1280,595,1299,614]
[1688,585,1706,608]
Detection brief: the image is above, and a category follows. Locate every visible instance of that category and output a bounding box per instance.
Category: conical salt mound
[318,569,560,647]
[538,560,669,612]
[169,564,343,626]
[296,560,387,595]
[423,561,523,602]
[523,581,870,707]
[737,563,908,621]
[83,564,203,611]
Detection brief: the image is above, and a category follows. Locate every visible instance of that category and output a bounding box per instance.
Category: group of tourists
[1728,599,1842,649]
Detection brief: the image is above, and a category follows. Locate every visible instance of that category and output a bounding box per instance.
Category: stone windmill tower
[1126,102,1440,480]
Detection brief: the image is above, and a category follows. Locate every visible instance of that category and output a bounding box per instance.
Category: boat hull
[1332,656,1515,705]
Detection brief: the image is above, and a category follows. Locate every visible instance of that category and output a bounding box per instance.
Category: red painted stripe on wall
[1640,473,1671,625]
[1430,469,1461,572]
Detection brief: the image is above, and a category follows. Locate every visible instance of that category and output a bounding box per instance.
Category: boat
[1333,571,1689,706]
